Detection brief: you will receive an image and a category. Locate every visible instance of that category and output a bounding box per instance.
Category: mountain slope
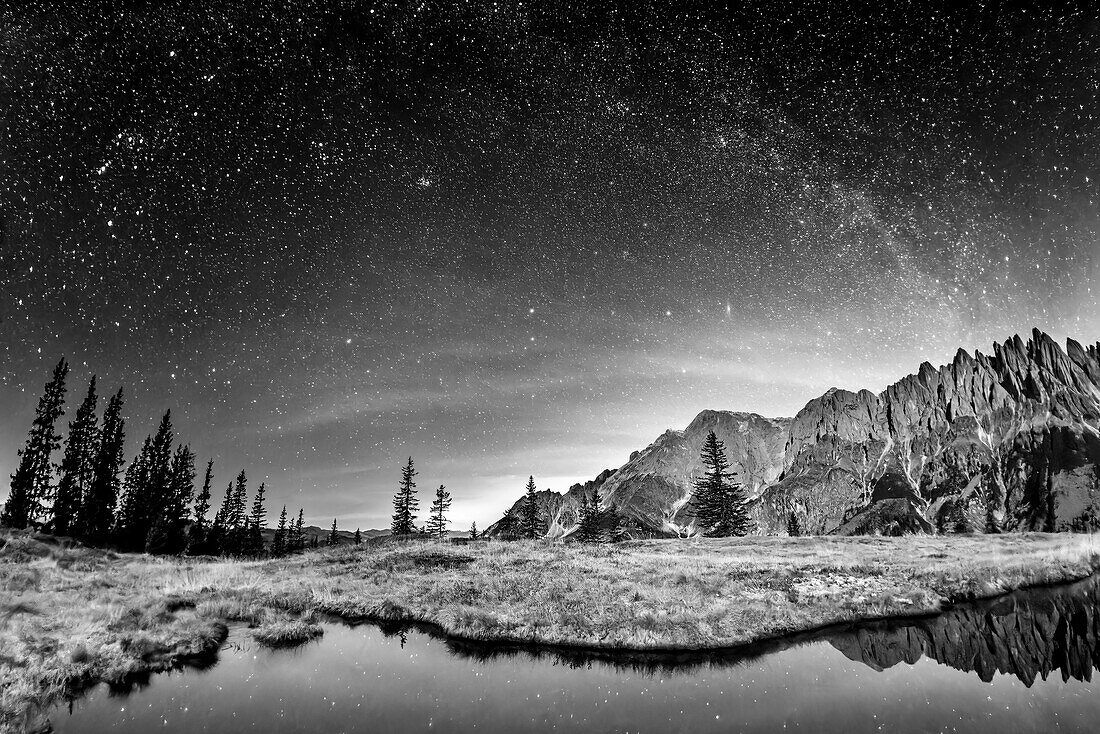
[487,411,790,538]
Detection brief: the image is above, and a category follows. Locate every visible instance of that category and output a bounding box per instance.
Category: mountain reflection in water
[50,575,1100,734]
[438,574,1100,685]
[828,574,1100,685]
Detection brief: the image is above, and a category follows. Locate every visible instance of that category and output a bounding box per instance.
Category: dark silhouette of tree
[787,511,802,537]
[354,527,361,545]
[469,521,479,539]
[208,481,233,554]
[114,435,152,550]
[3,358,68,529]
[188,459,215,554]
[949,496,971,534]
[272,505,288,556]
[693,431,753,537]
[114,411,177,552]
[577,487,619,542]
[225,470,248,554]
[577,489,599,542]
[52,376,99,536]
[426,485,452,539]
[494,511,520,539]
[328,518,339,545]
[78,387,125,546]
[520,476,541,539]
[243,482,267,556]
[292,508,305,552]
[984,466,1002,534]
[149,444,195,554]
[391,457,419,536]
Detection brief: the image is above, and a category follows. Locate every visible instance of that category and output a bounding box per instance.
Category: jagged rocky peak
[763,329,1100,536]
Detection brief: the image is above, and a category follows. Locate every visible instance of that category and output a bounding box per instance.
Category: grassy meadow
[3,530,1099,731]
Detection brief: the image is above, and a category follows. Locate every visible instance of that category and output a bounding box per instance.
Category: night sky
[1,1,1098,530]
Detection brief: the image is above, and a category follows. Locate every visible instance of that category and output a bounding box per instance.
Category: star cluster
[1,1,1098,527]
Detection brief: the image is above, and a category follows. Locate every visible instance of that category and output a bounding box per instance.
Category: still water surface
[51,576,1100,733]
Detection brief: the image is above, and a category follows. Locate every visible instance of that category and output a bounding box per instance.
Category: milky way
[1,1,1098,528]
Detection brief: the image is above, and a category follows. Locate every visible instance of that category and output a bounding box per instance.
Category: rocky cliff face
[757,329,1100,535]
[486,411,790,538]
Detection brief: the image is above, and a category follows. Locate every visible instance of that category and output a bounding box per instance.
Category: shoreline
[329,563,1100,659]
[4,532,1099,732]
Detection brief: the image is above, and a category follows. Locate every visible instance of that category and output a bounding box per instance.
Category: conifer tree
[79,387,125,546]
[150,444,194,554]
[188,459,215,554]
[115,436,153,550]
[469,521,479,540]
[328,518,339,545]
[292,508,305,552]
[208,482,233,554]
[52,376,99,536]
[146,411,175,501]
[244,481,266,555]
[3,358,69,529]
[693,431,753,537]
[271,505,288,556]
[354,527,361,545]
[520,476,541,539]
[787,511,802,537]
[225,470,248,554]
[426,485,452,539]
[578,487,611,542]
[390,457,419,536]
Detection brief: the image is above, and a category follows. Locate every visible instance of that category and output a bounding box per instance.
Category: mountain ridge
[488,329,1100,538]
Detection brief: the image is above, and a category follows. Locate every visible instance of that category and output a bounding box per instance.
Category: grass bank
[3,530,1098,731]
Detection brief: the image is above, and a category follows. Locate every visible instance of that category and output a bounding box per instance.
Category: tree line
[0,359,336,556]
[390,456,466,539]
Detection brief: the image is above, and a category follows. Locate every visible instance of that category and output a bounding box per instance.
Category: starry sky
[1,1,1098,530]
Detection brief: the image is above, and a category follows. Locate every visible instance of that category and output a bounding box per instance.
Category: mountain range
[487,329,1100,537]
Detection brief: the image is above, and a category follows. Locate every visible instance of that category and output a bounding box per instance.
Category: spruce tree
[520,476,541,539]
[226,470,248,554]
[693,431,753,537]
[354,527,361,545]
[135,412,175,552]
[208,482,233,555]
[272,505,288,556]
[328,518,339,545]
[787,511,802,537]
[469,521,479,540]
[3,358,69,529]
[151,444,194,554]
[426,484,452,539]
[115,436,153,550]
[188,459,215,554]
[244,481,267,556]
[390,457,418,536]
[292,508,305,552]
[79,387,125,546]
[52,376,99,536]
